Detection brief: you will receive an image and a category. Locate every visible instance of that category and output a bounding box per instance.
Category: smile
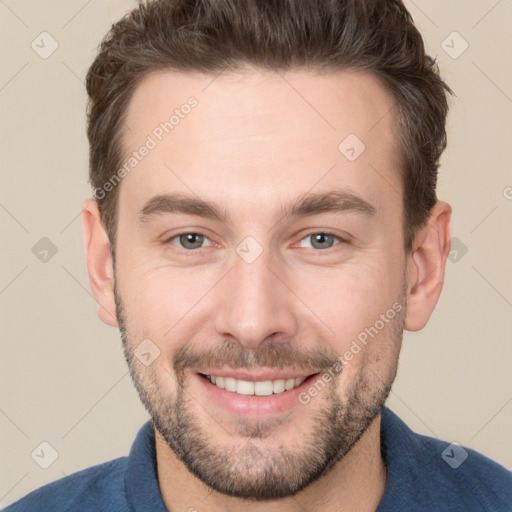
[202,374,311,396]
[197,372,321,396]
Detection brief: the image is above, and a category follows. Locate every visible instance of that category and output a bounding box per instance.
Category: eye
[297,232,345,251]
[164,231,347,253]
[167,232,213,251]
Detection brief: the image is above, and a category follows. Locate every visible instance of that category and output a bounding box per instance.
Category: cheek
[117,261,215,344]
[116,235,404,361]
[296,260,400,343]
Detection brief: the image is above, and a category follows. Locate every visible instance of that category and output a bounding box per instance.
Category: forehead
[118,68,402,222]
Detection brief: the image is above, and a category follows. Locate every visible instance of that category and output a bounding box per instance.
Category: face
[112,68,409,500]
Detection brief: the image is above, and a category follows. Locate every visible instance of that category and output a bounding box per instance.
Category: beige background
[1,0,511,507]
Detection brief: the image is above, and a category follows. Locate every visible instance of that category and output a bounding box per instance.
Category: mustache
[172,340,341,377]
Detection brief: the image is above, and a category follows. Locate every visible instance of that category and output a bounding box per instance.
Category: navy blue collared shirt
[5,407,512,511]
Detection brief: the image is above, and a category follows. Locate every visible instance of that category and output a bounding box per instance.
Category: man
[7,0,511,510]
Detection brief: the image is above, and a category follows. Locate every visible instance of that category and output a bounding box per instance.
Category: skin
[82,67,451,511]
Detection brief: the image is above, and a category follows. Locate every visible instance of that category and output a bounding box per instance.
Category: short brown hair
[86,0,452,254]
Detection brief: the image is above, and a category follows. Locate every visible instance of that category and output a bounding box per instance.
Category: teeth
[254,381,273,396]
[205,375,307,395]
[237,380,254,395]
[273,379,285,393]
[224,377,237,392]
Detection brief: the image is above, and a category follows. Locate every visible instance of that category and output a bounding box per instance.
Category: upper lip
[194,368,320,382]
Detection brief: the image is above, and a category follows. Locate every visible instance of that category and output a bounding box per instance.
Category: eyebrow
[139,189,376,225]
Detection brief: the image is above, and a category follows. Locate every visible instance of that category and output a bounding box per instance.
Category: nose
[213,248,299,350]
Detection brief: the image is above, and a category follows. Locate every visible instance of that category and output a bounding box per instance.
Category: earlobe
[404,201,452,332]
[81,198,119,328]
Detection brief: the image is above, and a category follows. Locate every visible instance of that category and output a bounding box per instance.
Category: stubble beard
[114,277,407,501]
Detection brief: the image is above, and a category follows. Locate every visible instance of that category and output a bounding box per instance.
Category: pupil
[181,233,202,249]
[313,234,331,249]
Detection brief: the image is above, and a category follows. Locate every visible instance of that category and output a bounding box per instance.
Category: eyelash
[163,231,348,254]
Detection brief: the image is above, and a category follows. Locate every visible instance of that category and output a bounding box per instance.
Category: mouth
[191,367,324,417]
[197,373,319,396]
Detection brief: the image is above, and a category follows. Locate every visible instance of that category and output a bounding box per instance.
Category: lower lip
[192,372,322,417]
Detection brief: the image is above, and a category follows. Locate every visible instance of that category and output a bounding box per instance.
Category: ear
[81,198,119,327]
[404,200,452,331]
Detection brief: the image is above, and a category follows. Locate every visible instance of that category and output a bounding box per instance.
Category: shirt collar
[376,406,439,510]
[125,420,168,511]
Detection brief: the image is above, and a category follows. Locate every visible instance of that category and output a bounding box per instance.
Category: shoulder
[419,433,512,508]
[4,457,129,512]
[379,407,512,512]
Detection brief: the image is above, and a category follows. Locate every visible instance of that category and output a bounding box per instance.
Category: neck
[155,413,387,512]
